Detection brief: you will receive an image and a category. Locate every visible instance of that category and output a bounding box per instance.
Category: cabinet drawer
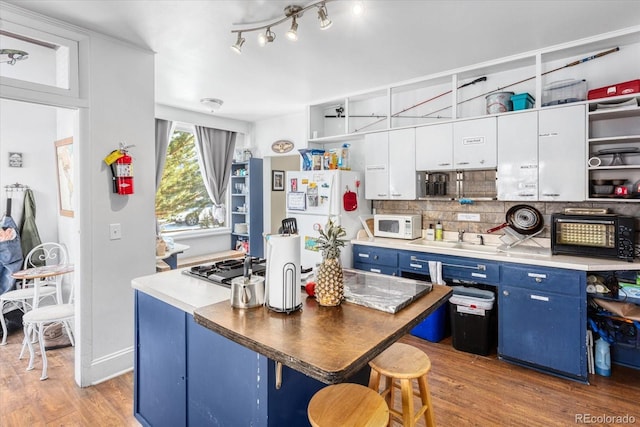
[353,246,398,267]
[353,262,397,276]
[501,264,583,296]
[398,251,444,275]
[440,254,500,285]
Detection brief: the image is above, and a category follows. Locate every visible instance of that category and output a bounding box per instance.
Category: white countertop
[132,267,230,314]
[155,242,190,261]
[352,236,640,271]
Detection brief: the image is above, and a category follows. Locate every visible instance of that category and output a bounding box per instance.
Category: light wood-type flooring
[1,327,639,426]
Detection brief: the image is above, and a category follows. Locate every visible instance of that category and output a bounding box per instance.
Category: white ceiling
[4,0,640,122]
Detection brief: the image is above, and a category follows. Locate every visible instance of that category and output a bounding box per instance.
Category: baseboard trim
[89,345,134,386]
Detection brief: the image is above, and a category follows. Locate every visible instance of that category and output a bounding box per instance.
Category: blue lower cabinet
[499,265,587,382]
[134,291,187,427]
[352,245,398,275]
[135,291,370,426]
[187,317,269,426]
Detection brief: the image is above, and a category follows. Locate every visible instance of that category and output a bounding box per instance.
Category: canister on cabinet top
[486,91,514,114]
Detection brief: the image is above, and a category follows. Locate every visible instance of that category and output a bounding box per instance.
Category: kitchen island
[132,266,451,427]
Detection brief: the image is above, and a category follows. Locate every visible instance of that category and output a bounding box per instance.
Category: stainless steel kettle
[230,276,265,309]
[230,256,265,309]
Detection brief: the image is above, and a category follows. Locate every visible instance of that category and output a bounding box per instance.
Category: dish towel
[428,261,446,285]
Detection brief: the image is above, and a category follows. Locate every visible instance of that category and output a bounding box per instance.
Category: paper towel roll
[265,234,302,313]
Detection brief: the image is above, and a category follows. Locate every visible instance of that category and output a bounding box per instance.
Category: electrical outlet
[457,213,481,222]
[110,223,122,240]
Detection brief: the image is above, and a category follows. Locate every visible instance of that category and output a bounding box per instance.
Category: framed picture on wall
[272,170,284,191]
[55,137,74,217]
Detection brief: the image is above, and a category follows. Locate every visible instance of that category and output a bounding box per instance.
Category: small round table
[12,264,75,307]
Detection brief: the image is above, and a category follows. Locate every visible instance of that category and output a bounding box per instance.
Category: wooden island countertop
[193,283,451,384]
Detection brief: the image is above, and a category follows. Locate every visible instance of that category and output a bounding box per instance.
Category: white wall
[253,111,307,235]
[0,99,59,243]
[78,33,155,385]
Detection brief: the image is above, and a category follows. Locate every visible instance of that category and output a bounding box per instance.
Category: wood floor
[1,328,639,426]
[0,330,137,426]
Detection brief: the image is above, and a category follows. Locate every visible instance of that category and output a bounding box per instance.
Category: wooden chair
[308,383,389,427]
[368,343,436,427]
[1,242,68,345]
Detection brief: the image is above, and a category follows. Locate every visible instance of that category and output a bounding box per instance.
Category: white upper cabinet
[538,105,586,201]
[415,123,453,171]
[364,131,390,199]
[497,111,538,200]
[389,128,417,199]
[365,128,416,200]
[453,117,497,169]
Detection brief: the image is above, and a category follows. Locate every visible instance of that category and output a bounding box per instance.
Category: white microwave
[374,214,422,240]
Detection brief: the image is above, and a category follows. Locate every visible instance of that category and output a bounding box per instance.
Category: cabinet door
[389,128,416,199]
[497,111,538,200]
[499,285,585,378]
[135,292,187,427]
[415,123,453,171]
[365,131,390,199]
[453,117,497,169]
[538,105,586,201]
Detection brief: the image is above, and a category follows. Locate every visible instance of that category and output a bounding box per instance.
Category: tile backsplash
[373,199,639,239]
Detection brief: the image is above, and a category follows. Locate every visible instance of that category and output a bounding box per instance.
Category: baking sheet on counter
[342,268,432,314]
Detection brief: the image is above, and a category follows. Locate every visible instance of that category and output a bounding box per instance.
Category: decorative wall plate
[271,140,294,153]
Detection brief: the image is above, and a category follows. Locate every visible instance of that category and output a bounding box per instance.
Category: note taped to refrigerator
[287,192,306,211]
[307,186,318,207]
[304,236,319,252]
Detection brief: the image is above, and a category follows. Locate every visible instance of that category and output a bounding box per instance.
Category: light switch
[110,223,122,240]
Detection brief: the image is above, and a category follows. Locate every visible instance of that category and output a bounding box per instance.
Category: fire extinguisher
[104,143,135,195]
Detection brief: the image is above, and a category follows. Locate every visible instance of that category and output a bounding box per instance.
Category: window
[155,126,228,234]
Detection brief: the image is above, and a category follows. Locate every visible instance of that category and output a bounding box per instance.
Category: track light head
[317,4,332,30]
[286,16,299,41]
[258,28,276,46]
[230,0,343,52]
[231,33,245,54]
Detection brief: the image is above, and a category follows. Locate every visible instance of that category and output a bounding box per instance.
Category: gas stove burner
[215,259,243,270]
[184,257,267,287]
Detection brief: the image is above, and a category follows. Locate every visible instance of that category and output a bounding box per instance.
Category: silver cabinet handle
[530,294,549,302]
[370,268,381,273]
[437,163,451,166]
[503,290,509,296]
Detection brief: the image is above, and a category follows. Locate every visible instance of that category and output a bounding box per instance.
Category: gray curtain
[155,119,173,190]
[193,126,237,206]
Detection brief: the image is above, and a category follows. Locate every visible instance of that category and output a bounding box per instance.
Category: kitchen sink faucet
[458,230,465,242]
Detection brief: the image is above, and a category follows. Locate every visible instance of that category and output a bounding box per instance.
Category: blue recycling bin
[410,303,447,343]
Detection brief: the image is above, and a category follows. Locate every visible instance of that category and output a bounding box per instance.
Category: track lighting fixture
[258,27,276,46]
[286,16,299,41]
[317,4,332,30]
[230,33,245,53]
[230,0,343,54]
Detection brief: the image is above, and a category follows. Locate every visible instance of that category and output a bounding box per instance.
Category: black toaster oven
[551,214,636,261]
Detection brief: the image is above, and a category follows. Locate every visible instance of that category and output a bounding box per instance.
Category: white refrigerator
[285,170,370,270]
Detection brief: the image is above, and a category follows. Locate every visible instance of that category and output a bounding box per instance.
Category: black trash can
[449,286,496,356]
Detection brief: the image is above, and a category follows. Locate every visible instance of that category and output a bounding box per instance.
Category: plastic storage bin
[410,303,448,343]
[449,286,496,356]
[542,79,587,106]
[511,93,535,110]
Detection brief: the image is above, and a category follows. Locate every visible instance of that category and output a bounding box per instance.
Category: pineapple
[315,218,347,306]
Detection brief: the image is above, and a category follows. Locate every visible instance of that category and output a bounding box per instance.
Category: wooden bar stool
[308,383,389,427]
[368,343,436,427]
